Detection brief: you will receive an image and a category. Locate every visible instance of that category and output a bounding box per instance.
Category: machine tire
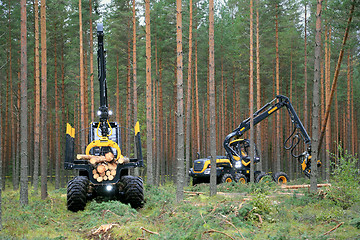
[121,176,144,209]
[67,176,89,212]
[220,173,234,183]
[273,172,289,184]
[235,173,247,184]
[255,172,272,183]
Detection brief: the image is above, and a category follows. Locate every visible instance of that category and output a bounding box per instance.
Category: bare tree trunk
[40,0,48,200]
[79,0,85,151]
[346,50,351,152]
[20,0,28,205]
[255,0,262,172]
[304,3,308,130]
[310,0,322,193]
[54,24,61,189]
[249,0,255,183]
[145,0,153,185]
[132,0,139,176]
[185,0,193,185]
[176,0,185,202]
[89,0,94,122]
[275,4,280,173]
[209,0,216,196]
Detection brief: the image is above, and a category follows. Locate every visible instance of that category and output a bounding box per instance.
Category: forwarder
[65,24,144,212]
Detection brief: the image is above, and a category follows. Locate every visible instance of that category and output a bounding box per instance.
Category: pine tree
[145,0,153,185]
[40,0,48,200]
[19,0,28,205]
[176,0,184,202]
[209,0,216,196]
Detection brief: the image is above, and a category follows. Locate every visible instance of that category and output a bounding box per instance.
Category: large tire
[121,176,144,209]
[255,172,272,183]
[220,173,234,183]
[273,172,289,184]
[67,176,89,212]
[235,173,247,184]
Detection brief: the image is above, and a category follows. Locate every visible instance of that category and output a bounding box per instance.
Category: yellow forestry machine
[189,95,321,185]
[65,24,144,212]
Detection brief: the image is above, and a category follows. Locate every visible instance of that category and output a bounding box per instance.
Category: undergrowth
[0,151,359,239]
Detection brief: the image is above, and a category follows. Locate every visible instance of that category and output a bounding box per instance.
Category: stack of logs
[77,152,129,182]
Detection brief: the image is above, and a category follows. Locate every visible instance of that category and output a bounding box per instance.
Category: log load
[76,152,130,182]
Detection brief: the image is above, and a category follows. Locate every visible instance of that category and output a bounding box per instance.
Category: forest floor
[1,178,360,240]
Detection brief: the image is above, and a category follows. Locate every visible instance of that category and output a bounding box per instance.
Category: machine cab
[229,139,260,170]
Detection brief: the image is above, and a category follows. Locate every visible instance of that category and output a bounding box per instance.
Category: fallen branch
[140,227,159,235]
[217,216,246,240]
[323,222,344,235]
[184,191,205,195]
[202,229,235,240]
[281,184,331,189]
[253,213,263,224]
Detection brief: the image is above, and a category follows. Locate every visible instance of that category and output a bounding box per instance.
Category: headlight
[204,169,211,174]
[235,161,241,169]
[106,185,113,191]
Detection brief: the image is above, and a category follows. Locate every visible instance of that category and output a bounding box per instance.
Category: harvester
[189,95,321,184]
[65,24,144,212]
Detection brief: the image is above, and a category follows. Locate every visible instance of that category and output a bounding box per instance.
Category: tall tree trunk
[127,30,131,156]
[40,0,48,200]
[346,50,351,152]
[304,3,308,130]
[176,0,184,202]
[275,4,280,173]
[324,27,331,181]
[116,55,120,123]
[310,0,322,193]
[195,38,200,156]
[185,0,193,185]
[209,0,216,196]
[54,24,61,189]
[20,0,28,205]
[89,0,94,122]
[255,0,261,172]
[158,58,164,184]
[145,0,153,185]
[79,0,85,150]
[249,0,255,183]
[132,0,139,176]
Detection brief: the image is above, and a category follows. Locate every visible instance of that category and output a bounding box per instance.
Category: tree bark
[145,0,153,185]
[54,24,61,190]
[310,0,322,193]
[275,4,280,173]
[40,0,48,200]
[249,0,255,183]
[20,0,28,205]
[132,0,139,176]
[79,0,86,151]
[209,0,216,196]
[176,0,185,202]
[89,0,94,122]
[185,0,193,185]
[304,3,308,130]
[255,0,262,172]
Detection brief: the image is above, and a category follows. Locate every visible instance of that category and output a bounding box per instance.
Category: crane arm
[224,95,318,178]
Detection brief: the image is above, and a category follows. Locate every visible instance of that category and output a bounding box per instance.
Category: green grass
[0,180,359,240]
[1,152,360,240]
